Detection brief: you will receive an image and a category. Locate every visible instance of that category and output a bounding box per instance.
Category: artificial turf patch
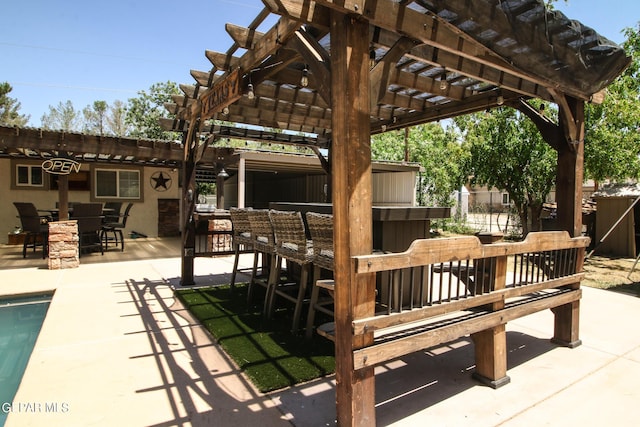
[175,284,335,393]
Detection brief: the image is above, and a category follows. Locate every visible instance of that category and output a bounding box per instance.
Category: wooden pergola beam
[205,50,239,71]
[190,69,219,88]
[289,28,332,104]
[0,126,184,162]
[225,23,264,49]
[370,37,418,109]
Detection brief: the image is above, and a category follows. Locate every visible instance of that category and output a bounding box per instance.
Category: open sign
[42,158,81,175]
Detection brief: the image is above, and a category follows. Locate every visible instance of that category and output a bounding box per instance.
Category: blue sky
[1,0,638,127]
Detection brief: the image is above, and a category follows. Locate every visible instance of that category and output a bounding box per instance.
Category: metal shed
[593,183,640,257]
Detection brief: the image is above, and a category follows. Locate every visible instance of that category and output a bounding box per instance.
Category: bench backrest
[349,231,590,369]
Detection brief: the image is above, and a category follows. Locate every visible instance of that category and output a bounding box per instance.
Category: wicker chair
[246,209,277,310]
[304,212,335,339]
[229,207,253,291]
[267,209,313,333]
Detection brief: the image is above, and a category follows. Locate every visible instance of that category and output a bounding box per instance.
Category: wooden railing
[346,231,589,385]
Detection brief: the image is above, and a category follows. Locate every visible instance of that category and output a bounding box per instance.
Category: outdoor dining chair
[13,202,49,259]
[100,202,133,251]
[267,209,314,333]
[71,203,104,256]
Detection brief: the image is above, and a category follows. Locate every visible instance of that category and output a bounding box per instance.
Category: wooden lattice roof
[0,125,234,167]
[163,0,630,145]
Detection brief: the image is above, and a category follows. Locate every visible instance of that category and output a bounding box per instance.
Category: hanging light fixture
[369,46,377,69]
[439,70,448,91]
[247,83,255,100]
[300,66,309,88]
[222,106,230,115]
[218,168,229,179]
[496,94,504,106]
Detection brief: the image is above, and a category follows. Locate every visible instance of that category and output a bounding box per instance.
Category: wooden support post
[553,96,585,346]
[181,120,199,287]
[57,174,69,221]
[471,253,510,388]
[555,96,585,238]
[551,245,585,348]
[330,12,376,427]
[551,300,582,348]
[471,325,510,388]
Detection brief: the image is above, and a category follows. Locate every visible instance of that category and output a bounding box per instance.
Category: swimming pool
[0,294,51,426]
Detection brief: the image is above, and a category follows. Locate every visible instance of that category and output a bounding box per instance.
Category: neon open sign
[41,158,81,175]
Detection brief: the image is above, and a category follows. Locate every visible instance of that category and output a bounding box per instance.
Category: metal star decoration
[151,171,172,191]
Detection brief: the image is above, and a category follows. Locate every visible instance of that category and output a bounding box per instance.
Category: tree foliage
[41,100,82,132]
[125,81,180,140]
[584,24,640,183]
[0,82,30,127]
[36,81,180,139]
[82,100,108,135]
[455,106,557,235]
[104,100,130,137]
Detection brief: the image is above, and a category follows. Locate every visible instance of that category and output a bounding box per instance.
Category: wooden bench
[323,231,589,388]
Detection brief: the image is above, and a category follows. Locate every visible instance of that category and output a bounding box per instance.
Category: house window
[16,164,44,187]
[502,193,510,205]
[95,168,141,199]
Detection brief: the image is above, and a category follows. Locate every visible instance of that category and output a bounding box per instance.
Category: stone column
[48,220,79,269]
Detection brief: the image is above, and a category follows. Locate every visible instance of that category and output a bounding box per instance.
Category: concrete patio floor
[1,241,639,426]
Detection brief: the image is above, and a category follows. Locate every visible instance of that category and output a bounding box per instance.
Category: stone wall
[48,220,79,269]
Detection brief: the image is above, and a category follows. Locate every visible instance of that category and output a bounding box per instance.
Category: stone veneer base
[48,220,79,269]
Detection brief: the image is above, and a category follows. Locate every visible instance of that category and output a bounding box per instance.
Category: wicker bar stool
[229,207,253,291]
[246,209,278,310]
[267,209,314,333]
[304,212,335,339]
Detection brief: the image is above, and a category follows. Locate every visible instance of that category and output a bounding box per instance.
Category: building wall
[222,170,417,209]
[1,158,180,243]
[372,171,416,206]
[467,186,511,212]
[2,154,418,244]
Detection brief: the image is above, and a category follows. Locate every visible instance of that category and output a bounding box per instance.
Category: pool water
[0,294,51,426]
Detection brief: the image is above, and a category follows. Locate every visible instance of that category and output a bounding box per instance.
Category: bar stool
[246,209,277,310]
[267,209,313,333]
[229,207,253,291]
[304,212,335,339]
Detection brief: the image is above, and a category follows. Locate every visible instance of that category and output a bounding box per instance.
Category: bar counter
[269,202,451,252]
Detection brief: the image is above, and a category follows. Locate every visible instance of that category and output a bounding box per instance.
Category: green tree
[125,81,180,140]
[371,123,468,206]
[584,24,640,184]
[105,100,130,137]
[456,105,557,235]
[0,82,29,126]
[82,100,108,135]
[41,100,81,131]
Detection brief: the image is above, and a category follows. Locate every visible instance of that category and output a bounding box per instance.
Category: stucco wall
[1,159,180,243]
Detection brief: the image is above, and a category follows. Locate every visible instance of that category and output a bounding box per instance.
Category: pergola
[165,1,629,425]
